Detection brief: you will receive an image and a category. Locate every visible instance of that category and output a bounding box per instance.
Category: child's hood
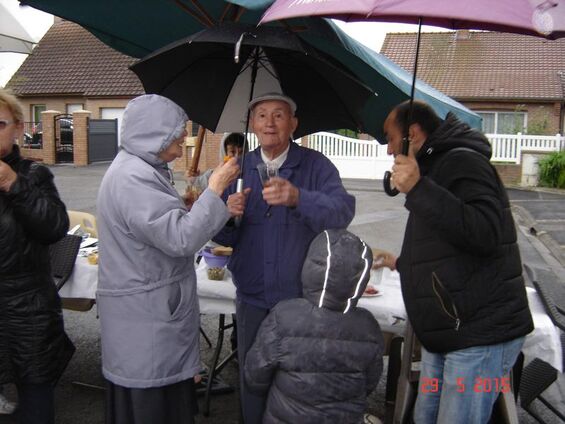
[301,229,373,313]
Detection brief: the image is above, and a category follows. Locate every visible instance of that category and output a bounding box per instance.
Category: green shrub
[538,151,565,188]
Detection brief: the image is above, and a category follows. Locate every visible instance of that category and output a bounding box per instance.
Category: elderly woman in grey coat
[96,94,240,424]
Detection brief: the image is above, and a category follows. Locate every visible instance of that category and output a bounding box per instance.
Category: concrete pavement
[1,163,563,423]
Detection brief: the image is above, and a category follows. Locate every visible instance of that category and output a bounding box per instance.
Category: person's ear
[290,116,298,134]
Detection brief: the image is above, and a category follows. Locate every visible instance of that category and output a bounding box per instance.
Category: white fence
[488,133,564,164]
[301,132,564,179]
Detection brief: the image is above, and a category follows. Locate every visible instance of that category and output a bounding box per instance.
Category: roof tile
[6,20,144,97]
[380,31,565,101]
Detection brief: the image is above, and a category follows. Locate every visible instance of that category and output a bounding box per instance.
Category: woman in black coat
[0,89,75,424]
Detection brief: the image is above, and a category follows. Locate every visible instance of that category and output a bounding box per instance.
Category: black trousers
[15,383,55,424]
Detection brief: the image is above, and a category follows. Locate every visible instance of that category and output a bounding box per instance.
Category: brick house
[380,31,565,183]
[5,19,224,172]
[381,31,565,135]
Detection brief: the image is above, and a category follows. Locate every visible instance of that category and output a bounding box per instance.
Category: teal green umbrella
[21,0,479,141]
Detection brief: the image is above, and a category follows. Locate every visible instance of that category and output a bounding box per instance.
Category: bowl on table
[200,248,231,280]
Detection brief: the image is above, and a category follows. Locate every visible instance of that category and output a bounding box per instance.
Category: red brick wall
[493,163,521,185]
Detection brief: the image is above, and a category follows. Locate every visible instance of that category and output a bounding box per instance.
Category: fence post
[40,110,60,165]
[72,110,91,166]
[516,132,523,165]
[557,133,563,152]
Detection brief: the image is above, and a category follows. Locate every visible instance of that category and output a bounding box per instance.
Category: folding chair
[518,265,565,423]
[68,210,98,238]
[50,234,82,291]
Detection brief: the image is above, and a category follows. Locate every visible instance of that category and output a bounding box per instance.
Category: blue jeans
[414,337,524,424]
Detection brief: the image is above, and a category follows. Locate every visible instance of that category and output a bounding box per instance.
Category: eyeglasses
[0,120,15,131]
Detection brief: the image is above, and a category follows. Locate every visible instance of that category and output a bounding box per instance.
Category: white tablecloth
[60,258,562,372]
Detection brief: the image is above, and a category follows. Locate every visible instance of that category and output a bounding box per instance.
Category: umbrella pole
[189,125,206,175]
[383,17,422,196]
[234,47,260,227]
[405,17,423,155]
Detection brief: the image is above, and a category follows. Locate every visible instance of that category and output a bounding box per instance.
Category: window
[477,111,527,134]
[66,103,84,114]
[191,122,200,137]
[32,104,46,125]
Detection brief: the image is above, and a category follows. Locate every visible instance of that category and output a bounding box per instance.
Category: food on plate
[363,285,379,296]
[87,252,99,265]
[211,246,233,256]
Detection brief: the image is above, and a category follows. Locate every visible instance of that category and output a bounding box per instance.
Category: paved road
[1,164,563,423]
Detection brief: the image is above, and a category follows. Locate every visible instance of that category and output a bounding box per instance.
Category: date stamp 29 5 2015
[420,377,511,394]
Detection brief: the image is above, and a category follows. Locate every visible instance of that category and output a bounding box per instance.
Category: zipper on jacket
[431,272,461,331]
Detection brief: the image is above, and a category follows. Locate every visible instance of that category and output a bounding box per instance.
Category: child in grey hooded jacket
[245,229,384,424]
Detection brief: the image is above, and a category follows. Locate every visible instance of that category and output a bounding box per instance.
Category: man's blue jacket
[214,142,355,309]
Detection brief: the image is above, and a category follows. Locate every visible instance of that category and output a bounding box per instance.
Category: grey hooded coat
[96,95,230,388]
[245,229,384,423]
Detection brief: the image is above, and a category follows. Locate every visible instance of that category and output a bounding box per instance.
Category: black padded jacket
[0,145,75,385]
[397,114,533,353]
[245,229,384,424]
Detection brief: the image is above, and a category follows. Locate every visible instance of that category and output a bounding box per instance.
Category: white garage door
[101,108,125,146]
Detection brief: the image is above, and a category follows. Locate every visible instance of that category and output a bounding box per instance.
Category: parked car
[30,119,73,147]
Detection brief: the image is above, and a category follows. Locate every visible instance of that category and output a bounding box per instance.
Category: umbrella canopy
[260,0,565,39]
[131,20,480,141]
[0,2,36,53]
[19,0,266,58]
[130,23,379,139]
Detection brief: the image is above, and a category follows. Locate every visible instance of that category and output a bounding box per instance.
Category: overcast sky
[0,0,445,87]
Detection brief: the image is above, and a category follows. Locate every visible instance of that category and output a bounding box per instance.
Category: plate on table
[362,285,382,298]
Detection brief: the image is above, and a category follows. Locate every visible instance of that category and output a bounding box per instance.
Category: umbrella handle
[234,178,244,227]
[383,135,409,197]
[383,171,399,196]
[189,126,206,175]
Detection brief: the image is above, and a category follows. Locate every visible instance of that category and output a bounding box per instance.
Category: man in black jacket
[375,100,533,424]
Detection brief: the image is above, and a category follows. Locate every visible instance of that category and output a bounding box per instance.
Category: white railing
[300,131,564,179]
[487,133,564,164]
[308,132,391,179]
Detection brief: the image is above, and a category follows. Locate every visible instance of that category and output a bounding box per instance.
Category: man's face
[225,144,243,158]
[383,111,403,157]
[250,100,298,155]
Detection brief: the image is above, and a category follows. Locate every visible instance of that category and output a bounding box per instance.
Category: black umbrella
[130,23,377,140]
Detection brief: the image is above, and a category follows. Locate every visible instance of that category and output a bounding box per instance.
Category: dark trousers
[16,383,54,424]
[236,299,269,424]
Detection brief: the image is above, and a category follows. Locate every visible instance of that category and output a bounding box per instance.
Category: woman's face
[0,105,23,159]
[158,128,187,163]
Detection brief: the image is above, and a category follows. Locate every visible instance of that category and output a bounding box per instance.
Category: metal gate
[88,119,118,163]
[54,114,73,163]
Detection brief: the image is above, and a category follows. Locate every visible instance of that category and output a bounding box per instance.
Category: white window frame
[477,110,528,134]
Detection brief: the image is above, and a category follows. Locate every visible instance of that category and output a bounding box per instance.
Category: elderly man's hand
[391,150,420,193]
[208,157,239,196]
[262,177,299,207]
[227,188,251,217]
[0,160,17,192]
[372,249,397,271]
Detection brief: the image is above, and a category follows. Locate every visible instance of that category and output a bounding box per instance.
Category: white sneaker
[363,413,382,424]
[0,393,17,415]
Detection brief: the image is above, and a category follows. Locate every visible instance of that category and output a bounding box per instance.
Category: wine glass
[256,162,279,186]
[257,162,279,217]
